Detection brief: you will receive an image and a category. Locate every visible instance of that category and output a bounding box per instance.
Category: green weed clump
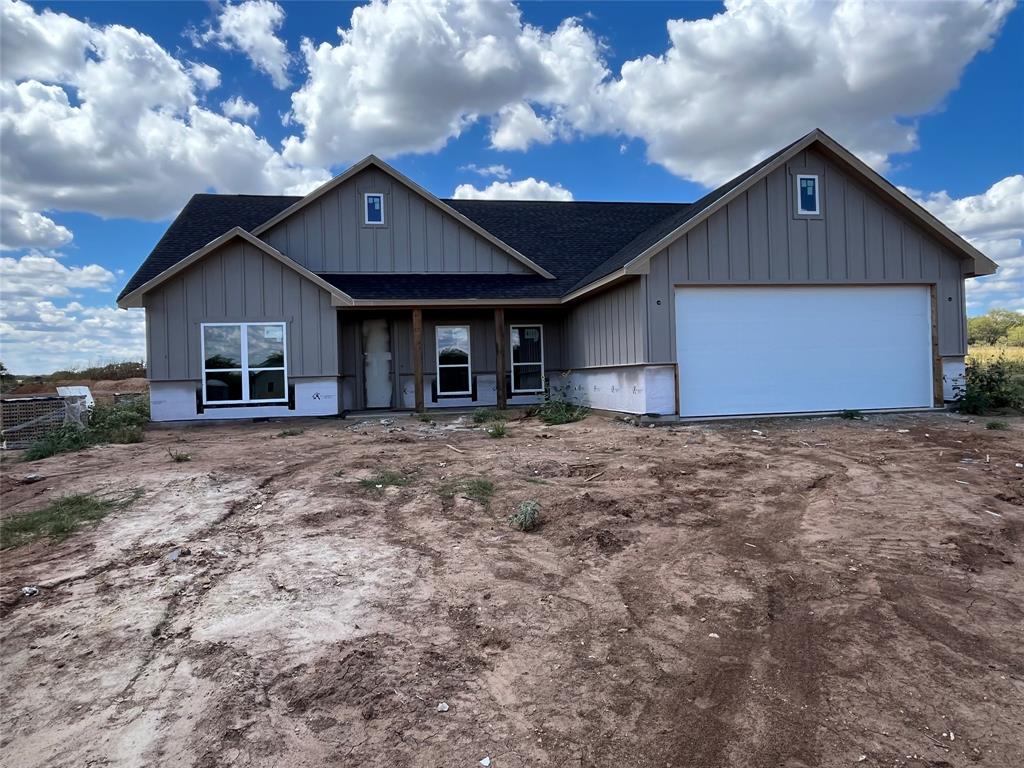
[509,500,541,532]
[1,489,143,549]
[25,399,149,461]
[954,356,1024,415]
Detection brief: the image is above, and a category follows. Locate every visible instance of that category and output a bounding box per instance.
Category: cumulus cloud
[221,95,260,122]
[906,176,1024,313]
[282,0,606,166]
[281,0,1012,187]
[0,251,144,373]
[0,0,325,230]
[452,178,573,201]
[0,208,73,251]
[195,0,291,88]
[460,163,512,179]
[490,102,556,151]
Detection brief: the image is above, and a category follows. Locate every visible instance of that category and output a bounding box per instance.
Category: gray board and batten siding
[641,147,970,361]
[260,167,531,275]
[144,239,338,381]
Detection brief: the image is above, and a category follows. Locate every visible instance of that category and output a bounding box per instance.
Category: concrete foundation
[150,378,339,422]
[556,365,676,416]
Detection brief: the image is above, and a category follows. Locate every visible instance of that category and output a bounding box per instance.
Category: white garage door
[675,286,934,417]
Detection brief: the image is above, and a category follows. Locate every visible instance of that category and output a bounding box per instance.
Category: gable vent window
[364,192,385,225]
[796,174,820,215]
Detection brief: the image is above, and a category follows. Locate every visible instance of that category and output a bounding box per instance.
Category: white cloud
[281,0,1012,188]
[461,163,512,179]
[905,176,1024,314]
[221,95,260,122]
[0,208,73,251]
[0,0,326,229]
[196,0,291,89]
[0,251,143,373]
[490,102,555,151]
[188,61,221,91]
[281,0,606,166]
[452,177,573,201]
[597,0,1015,185]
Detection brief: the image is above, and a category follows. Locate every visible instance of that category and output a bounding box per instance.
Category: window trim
[795,174,820,215]
[201,321,288,405]
[510,324,545,394]
[435,324,472,396]
[364,192,385,225]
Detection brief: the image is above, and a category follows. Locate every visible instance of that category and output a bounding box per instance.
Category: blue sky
[1,0,1022,374]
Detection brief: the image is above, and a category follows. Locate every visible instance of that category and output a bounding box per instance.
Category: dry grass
[968,345,1024,363]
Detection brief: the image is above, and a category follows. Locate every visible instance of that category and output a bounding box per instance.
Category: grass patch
[537,399,588,426]
[359,469,412,490]
[25,399,149,461]
[486,421,507,438]
[986,420,1009,430]
[416,412,434,424]
[509,499,541,532]
[525,476,548,485]
[1,488,142,549]
[277,428,305,438]
[438,476,495,507]
[167,448,191,462]
[838,409,864,420]
[473,408,498,424]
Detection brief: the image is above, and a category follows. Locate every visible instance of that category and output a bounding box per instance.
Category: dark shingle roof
[117,194,299,300]
[319,273,558,300]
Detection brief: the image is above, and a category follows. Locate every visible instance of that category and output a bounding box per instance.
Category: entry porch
[337,307,564,412]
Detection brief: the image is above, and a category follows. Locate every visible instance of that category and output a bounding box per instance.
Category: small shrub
[985,420,1009,430]
[1,488,142,549]
[168,448,192,462]
[838,409,864,420]
[473,408,498,424]
[537,399,588,426]
[954,356,1024,415]
[360,470,412,490]
[277,428,305,437]
[416,412,434,424]
[24,399,149,461]
[486,421,507,438]
[509,500,541,532]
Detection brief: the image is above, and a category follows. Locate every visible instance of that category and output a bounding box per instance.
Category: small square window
[364,193,384,225]
[796,174,819,215]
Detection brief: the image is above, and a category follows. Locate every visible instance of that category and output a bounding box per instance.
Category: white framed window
[510,324,544,393]
[201,322,288,405]
[364,192,385,225]
[435,325,472,396]
[795,174,820,215]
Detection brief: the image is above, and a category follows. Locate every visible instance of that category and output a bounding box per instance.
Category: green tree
[1001,324,1024,347]
[968,309,1024,345]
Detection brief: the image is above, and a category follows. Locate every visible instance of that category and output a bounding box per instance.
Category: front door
[362,319,393,408]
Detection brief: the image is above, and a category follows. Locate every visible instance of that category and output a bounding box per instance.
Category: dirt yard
[1,411,1022,768]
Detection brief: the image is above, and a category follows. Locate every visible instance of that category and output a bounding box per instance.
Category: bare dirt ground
[1,411,1022,768]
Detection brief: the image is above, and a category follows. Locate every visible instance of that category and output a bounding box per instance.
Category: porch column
[494,307,507,410]
[412,308,424,412]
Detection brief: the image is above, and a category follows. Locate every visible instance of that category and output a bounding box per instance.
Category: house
[117,129,996,421]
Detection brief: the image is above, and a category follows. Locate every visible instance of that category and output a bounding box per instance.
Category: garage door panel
[675,286,933,417]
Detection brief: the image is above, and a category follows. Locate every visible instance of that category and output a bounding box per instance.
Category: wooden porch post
[412,308,424,412]
[494,307,507,410]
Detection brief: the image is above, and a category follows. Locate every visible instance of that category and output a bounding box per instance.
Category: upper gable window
[364,192,385,225]
[796,174,820,215]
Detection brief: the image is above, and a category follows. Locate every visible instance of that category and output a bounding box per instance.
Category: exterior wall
[338,309,564,411]
[143,239,339,384]
[643,147,971,360]
[556,365,675,415]
[562,278,647,369]
[262,167,529,275]
[150,378,339,422]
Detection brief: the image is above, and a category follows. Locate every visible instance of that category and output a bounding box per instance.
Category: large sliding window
[202,322,288,405]
[436,325,472,396]
[510,325,544,393]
